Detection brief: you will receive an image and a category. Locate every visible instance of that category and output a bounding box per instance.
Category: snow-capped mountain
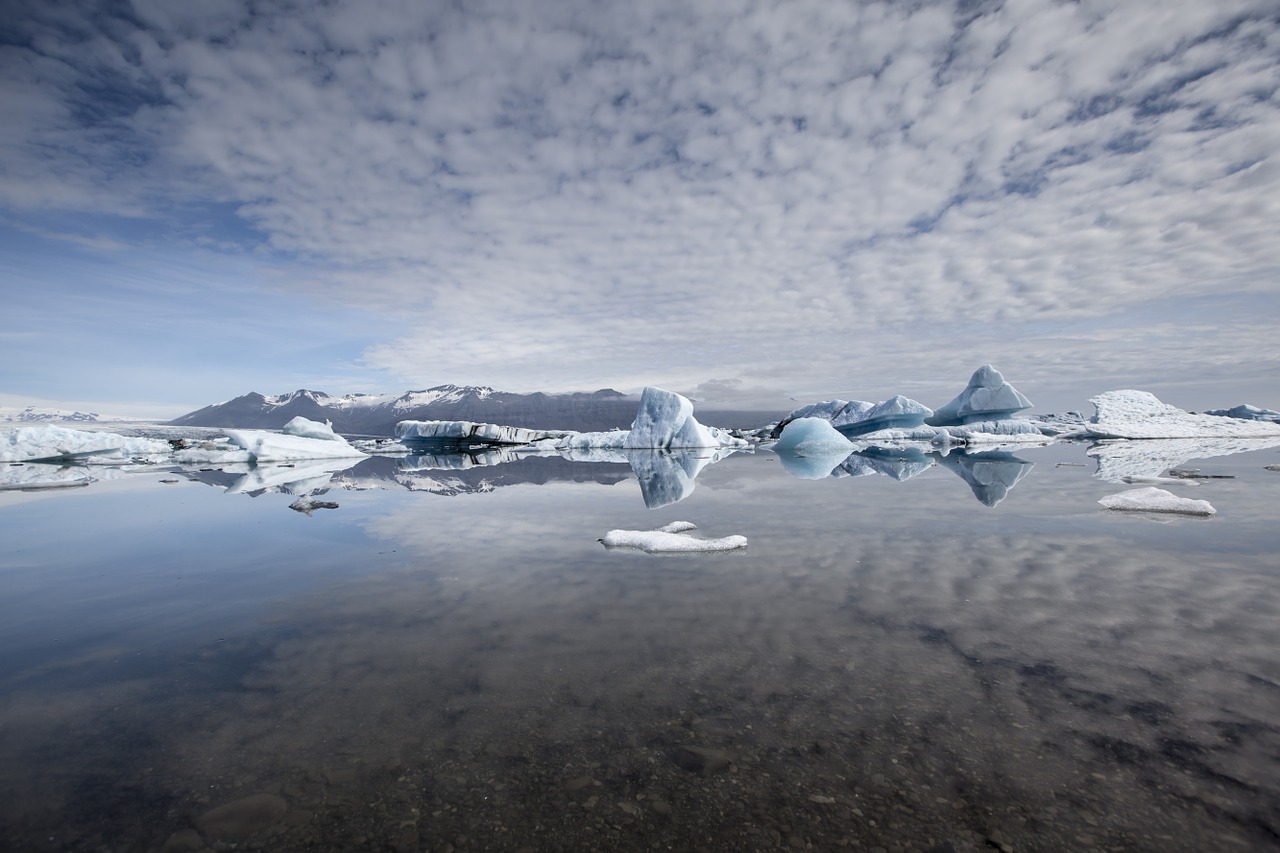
[169,385,644,434]
[1,406,103,424]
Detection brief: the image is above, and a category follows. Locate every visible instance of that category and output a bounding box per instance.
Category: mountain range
[169,385,778,435]
[169,385,642,435]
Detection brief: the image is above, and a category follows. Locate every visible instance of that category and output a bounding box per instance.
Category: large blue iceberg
[927,365,1032,426]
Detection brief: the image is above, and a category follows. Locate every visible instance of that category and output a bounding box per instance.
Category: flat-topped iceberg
[1099,486,1216,516]
[927,364,1032,426]
[1087,391,1280,439]
[624,387,746,450]
[396,419,567,448]
[1204,404,1280,423]
[601,521,748,554]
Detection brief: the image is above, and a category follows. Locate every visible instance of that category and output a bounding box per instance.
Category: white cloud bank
[2,0,1278,408]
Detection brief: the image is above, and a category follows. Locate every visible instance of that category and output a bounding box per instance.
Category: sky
[2,0,1278,419]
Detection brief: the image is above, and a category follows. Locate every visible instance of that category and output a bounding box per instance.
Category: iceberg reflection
[936,449,1035,507]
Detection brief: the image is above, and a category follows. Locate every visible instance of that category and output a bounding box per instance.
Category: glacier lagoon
[2,442,1279,851]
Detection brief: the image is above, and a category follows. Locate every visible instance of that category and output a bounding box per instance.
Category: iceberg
[927,365,1032,426]
[1098,487,1216,516]
[1203,404,1280,424]
[838,395,933,437]
[0,425,171,463]
[623,387,747,450]
[775,418,854,455]
[1087,391,1280,439]
[601,521,748,554]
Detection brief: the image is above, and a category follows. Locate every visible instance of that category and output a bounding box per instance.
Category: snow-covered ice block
[624,387,746,450]
[1088,391,1280,439]
[601,522,748,553]
[1099,487,1216,516]
[0,425,171,463]
[282,416,345,441]
[224,429,367,461]
[928,365,1032,426]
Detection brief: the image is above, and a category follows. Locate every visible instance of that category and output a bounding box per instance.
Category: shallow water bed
[2,444,1278,851]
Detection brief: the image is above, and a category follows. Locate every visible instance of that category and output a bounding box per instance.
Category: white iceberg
[1087,391,1280,439]
[623,387,747,450]
[1098,487,1216,516]
[281,416,346,441]
[0,425,171,463]
[927,365,1033,426]
[601,521,748,554]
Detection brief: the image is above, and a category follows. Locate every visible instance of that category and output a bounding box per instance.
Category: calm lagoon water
[2,442,1279,852]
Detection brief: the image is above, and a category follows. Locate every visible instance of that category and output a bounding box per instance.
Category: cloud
[2,0,1278,401]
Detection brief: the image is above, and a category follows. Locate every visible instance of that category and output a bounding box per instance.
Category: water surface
[2,443,1278,851]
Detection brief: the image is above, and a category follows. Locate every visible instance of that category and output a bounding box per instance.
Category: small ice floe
[600,521,747,554]
[1099,487,1216,516]
[288,496,340,515]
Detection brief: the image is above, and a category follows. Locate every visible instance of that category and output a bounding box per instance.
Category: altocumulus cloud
[2,0,1278,403]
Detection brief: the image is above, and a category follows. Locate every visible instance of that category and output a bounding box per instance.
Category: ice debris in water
[600,521,748,553]
[1098,487,1216,516]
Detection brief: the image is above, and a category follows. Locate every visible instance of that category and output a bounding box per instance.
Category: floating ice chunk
[0,425,171,463]
[281,416,344,441]
[289,496,339,515]
[1088,391,1280,439]
[224,429,367,461]
[624,387,746,450]
[396,420,566,447]
[556,430,629,450]
[839,395,934,437]
[1202,404,1280,423]
[928,365,1032,426]
[775,418,854,455]
[601,522,748,553]
[939,419,1046,442]
[1098,487,1216,516]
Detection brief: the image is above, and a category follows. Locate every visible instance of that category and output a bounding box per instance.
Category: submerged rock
[197,793,288,839]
